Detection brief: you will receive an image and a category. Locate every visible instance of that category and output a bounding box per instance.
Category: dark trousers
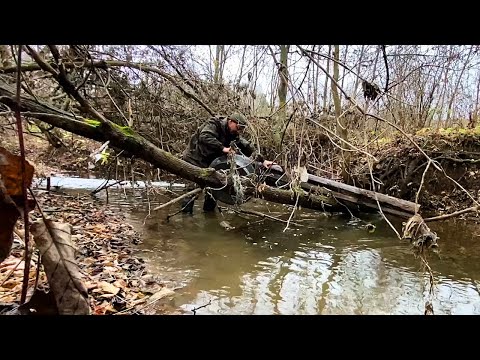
[181,184,217,214]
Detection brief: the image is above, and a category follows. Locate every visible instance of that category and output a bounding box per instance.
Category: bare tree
[331,45,351,183]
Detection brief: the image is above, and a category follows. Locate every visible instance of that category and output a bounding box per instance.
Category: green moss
[113,123,137,137]
[415,127,432,136]
[292,185,305,197]
[27,124,41,133]
[377,137,392,145]
[200,168,214,178]
[439,127,455,135]
[84,119,101,127]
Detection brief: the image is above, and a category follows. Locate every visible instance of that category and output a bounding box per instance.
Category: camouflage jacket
[182,116,262,168]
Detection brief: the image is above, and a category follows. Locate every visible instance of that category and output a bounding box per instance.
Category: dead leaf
[84,281,97,290]
[1,279,18,289]
[0,181,20,263]
[0,294,16,303]
[257,183,266,192]
[98,281,120,295]
[30,218,90,315]
[0,147,34,197]
[103,266,118,273]
[0,147,35,264]
[93,302,110,315]
[113,279,127,289]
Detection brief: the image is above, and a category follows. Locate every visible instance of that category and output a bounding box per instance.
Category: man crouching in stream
[181,112,274,213]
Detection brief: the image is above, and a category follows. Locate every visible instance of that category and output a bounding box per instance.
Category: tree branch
[2,58,215,116]
[152,188,202,211]
[381,45,389,93]
[424,206,479,222]
[24,45,109,124]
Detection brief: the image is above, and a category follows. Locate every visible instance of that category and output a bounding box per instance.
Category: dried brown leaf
[113,279,127,290]
[0,147,35,263]
[98,281,120,295]
[0,147,34,197]
[0,181,20,263]
[30,218,90,315]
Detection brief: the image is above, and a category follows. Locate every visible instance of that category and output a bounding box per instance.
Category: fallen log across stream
[0,78,437,247]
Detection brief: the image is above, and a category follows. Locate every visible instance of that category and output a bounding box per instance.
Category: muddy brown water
[45,178,480,315]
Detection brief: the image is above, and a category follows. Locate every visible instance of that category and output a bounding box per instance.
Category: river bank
[2,125,480,315]
[0,187,180,315]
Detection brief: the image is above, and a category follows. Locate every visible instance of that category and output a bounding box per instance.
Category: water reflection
[99,189,480,315]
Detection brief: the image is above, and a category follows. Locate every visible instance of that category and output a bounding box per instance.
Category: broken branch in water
[283,193,300,232]
[114,287,175,315]
[192,300,211,315]
[402,214,438,254]
[153,188,202,211]
[165,194,200,221]
[90,180,127,195]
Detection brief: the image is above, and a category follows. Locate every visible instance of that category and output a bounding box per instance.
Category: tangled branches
[402,214,439,315]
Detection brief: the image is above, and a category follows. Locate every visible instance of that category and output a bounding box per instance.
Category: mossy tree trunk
[0,79,344,213]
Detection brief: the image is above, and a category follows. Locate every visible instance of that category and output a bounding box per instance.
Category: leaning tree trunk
[0,79,346,214]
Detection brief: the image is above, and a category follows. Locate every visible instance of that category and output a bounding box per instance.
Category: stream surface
[39,176,480,315]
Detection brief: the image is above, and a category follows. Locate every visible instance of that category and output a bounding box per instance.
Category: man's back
[183,116,253,168]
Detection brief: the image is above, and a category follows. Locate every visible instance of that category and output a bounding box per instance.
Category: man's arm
[235,137,265,163]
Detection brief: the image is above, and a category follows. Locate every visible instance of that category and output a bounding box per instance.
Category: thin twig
[0,259,23,287]
[424,206,479,222]
[33,251,41,290]
[415,160,432,214]
[192,300,212,315]
[13,45,31,305]
[114,287,179,315]
[166,196,198,221]
[307,117,378,161]
[367,160,402,240]
[153,188,202,211]
[224,206,310,229]
[283,193,300,232]
[381,45,389,93]
[94,68,130,125]
[419,250,436,315]
[90,180,126,195]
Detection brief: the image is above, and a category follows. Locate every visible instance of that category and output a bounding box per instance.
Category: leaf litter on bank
[0,190,175,315]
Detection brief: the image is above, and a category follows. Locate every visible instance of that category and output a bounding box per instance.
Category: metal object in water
[208,154,255,205]
[208,154,288,205]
